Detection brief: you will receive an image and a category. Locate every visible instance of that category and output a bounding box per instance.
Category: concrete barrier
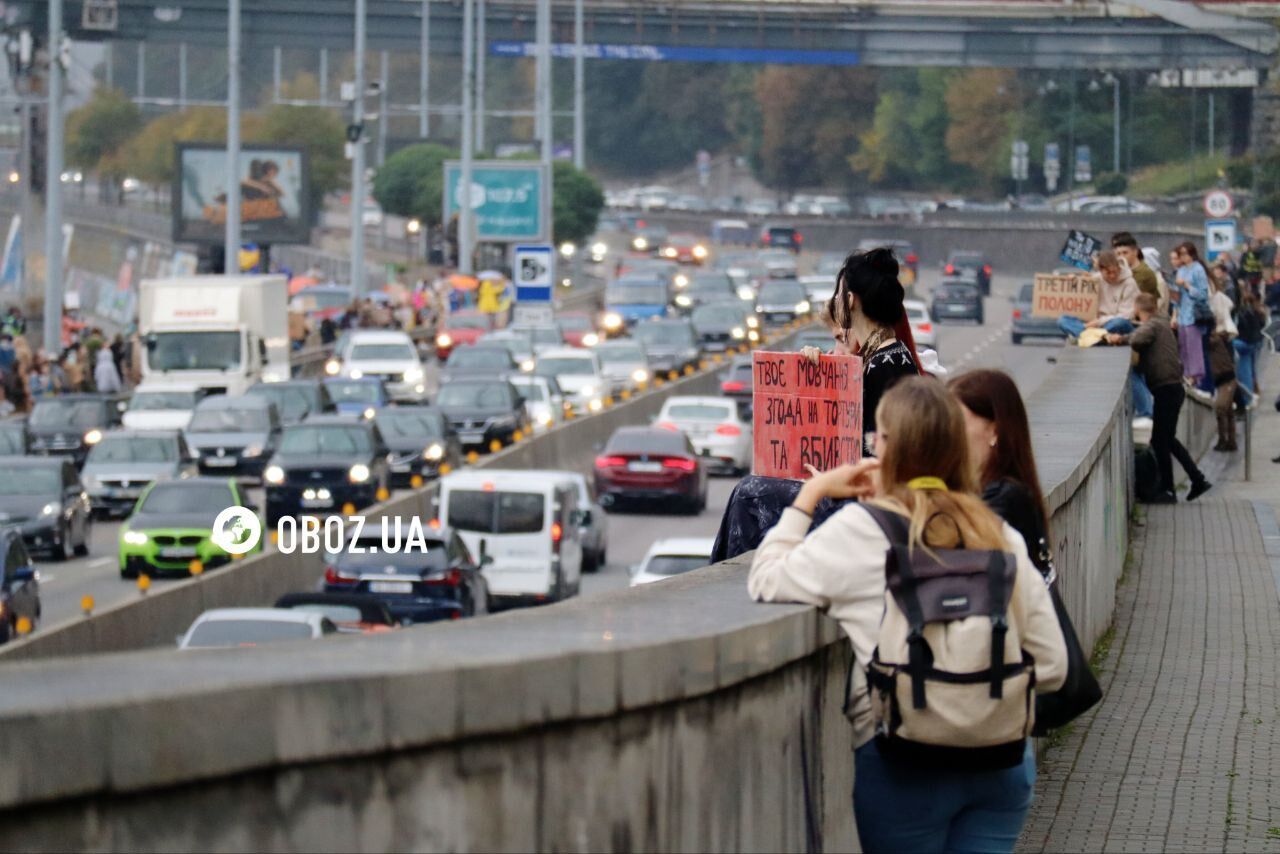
[0,346,1139,852]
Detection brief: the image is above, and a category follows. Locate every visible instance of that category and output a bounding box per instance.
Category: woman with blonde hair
[749,377,1066,853]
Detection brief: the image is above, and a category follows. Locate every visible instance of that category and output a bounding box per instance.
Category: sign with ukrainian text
[752,351,862,479]
[1059,229,1102,271]
[443,161,548,243]
[1031,273,1100,320]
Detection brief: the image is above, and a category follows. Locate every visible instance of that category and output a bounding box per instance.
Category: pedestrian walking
[27,358,51,401]
[1109,293,1211,502]
[1169,242,1211,388]
[1234,290,1266,406]
[748,377,1067,854]
[319,316,337,346]
[93,347,122,394]
[1208,274,1239,451]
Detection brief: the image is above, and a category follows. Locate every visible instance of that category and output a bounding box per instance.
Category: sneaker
[1187,479,1212,501]
[1143,491,1177,505]
[1189,388,1214,404]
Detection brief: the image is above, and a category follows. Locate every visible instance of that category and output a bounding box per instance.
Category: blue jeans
[854,741,1035,854]
[1057,316,1134,338]
[1132,371,1154,418]
[1233,338,1262,402]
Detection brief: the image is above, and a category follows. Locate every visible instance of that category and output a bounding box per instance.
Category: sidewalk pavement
[1020,403,1280,852]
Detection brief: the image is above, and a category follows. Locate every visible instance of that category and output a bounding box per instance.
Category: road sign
[1074,145,1092,184]
[1205,219,1237,261]
[513,244,554,305]
[1044,143,1061,192]
[443,161,549,242]
[1203,190,1234,218]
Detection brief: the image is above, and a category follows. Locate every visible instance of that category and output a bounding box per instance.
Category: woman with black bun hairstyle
[710,246,924,563]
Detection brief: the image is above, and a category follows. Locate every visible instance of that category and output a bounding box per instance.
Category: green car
[119,477,262,579]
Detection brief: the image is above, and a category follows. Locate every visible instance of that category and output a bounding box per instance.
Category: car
[434,378,531,448]
[755,279,812,326]
[630,224,669,254]
[439,469,586,606]
[690,302,755,352]
[675,271,740,311]
[759,224,803,253]
[718,355,754,413]
[177,608,337,649]
[510,324,565,357]
[362,200,384,228]
[632,318,702,377]
[122,384,204,432]
[904,299,937,349]
[655,396,752,475]
[330,329,429,402]
[944,250,993,295]
[757,248,800,281]
[659,233,709,265]
[931,281,984,324]
[373,406,462,487]
[799,273,835,308]
[595,427,708,513]
[594,340,653,390]
[555,312,600,348]
[434,311,493,361]
[0,418,28,455]
[601,275,670,336]
[629,537,715,586]
[320,521,490,622]
[711,219,752,246]
[263,416,391,525]
[0,456,91,561]
[118,476,257,578]
[744,198,777,216]
[509,374,570,434]
[28,393,125,467]
[246,379,337,425]
[442,343,523,383]
[512,469,609,573]
[615,257,679,285]
[185,395,281,480]
[534,348,610,414]
[81,429,196,518]
[321,376,392,418]
[0,527,39,644]
[273,591,398,634]
[1011,282,1068,344]
[290,284,353,322]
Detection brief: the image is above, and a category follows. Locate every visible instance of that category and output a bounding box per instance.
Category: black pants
[1151,383,1203,494]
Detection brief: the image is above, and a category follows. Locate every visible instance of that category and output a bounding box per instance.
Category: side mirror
[578,509,592,526]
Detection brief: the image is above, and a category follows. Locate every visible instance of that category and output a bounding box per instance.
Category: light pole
[44,0,65,354]
[226,0,242,277]
[351,0,368,295]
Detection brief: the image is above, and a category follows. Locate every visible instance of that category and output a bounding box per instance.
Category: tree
[370,143,455,227]
[256,102,347,210]
[551,161,604,245]
[65,87,143,195]
[944,69,1019,187]
[120,106,261,190]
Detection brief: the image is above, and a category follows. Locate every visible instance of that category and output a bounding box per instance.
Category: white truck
[138,275,291,397]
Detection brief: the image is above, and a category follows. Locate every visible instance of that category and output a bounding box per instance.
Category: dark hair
[947,369,1050,537]
[1111,231,1140,251]
[828,247,905,329]
[1176,241,1202,264]
[1134,292,1158,314]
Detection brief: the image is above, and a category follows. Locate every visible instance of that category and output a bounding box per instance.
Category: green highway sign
[443,161,549,242]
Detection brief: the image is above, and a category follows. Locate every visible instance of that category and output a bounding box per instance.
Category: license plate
[301,497,334,509]
[704,342,727,352]
[460,432,485,443]
[945,305,966,313]
[628,461,663,473]
[203,457,236,467]
[160,546,198,559]
[390,463,411,473]
[369,581,413,594]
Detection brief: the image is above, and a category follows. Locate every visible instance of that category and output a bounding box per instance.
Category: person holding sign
[1055,250,1138,339]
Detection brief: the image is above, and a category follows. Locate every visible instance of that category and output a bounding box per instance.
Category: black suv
[944,250,993,295]
[263,415,391,525]
[28,393,124,467]
[435,379,531,450]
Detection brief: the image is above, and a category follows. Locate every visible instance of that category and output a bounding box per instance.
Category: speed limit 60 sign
[1204,190,1234,218]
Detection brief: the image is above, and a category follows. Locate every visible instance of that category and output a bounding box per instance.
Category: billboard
[443,161,549,243]
[173,143,311,245]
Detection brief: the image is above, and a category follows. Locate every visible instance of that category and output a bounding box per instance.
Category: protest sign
[1252,215,1275,243]
[1031,273,1100,320]
[1059,229,1102,271]
[752,351,862,479]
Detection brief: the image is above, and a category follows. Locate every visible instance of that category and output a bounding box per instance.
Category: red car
[556,312,600,348]
[659,233,710,266]
[594,426,708,514]
[434,311,493,361]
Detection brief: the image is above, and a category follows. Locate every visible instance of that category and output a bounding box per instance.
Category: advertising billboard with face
[173,144,311,245]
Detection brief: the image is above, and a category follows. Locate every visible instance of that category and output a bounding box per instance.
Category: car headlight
[675,294,692,307]
[520,358,536,373]
[122,530,148,545]
[579,384,596,398]
[748,330,760,342]
[603,313,623,330]
[591,241,607,257]
[559,241,577,258]
[731,326,745,339]
[693,245,708,259]
[746,315,760,329]
[674,274,689,288]
[795,301,811,314]
[737,286,755,301]
[436,333,453,348]
[633,237,648,250]
[348,368,364,379]
[423,443,444,461]
[324,359,341,376]
[631,368,649,384]
[538,413,554,427]
[363,407,376,420]
[349,464,371,483]
[402,366,424,383]
[242,445,263,458]
[588,398,604,412]
[661,247,677,259]
[264,465,285,485]
[582,332,599,347]
[41,502,59,517]
[84,429,103,445]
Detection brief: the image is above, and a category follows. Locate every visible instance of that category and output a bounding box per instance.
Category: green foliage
[65,87,143,178]
[256,102,348,205]
[551,161,604,245]
[1225,156,1253,189]
[1127,152,1228,197]
[1094,172,1128,195]
[370,143,456,227]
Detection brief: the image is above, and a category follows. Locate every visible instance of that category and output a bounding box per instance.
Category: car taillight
[551,522,563,544]
[1012,309,1023,319]
[663,457,697,472]
[945,264,955,274]
[983,264,992,275]
[636,219,646,229]
[716,424,742,436]
[656,421,679,431]
[795,233,803,243]
[721,380,745,392]
[916,322,933,333]
[595,455,626,468]
[324,566,357,586]
[906,253,918,265]
[423,568,462,587]
[762,233,771,243]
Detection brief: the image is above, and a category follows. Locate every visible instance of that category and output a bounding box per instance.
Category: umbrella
[447,274,478,291]
[288,275,320,296]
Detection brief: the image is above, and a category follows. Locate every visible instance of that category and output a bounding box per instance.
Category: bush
[1225,156,1254,189]
[1093,172,1128,195]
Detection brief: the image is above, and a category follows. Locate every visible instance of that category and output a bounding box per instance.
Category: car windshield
[608,283,666,304]
[644,555,709,576]
[689,274,734,295]
[943,286,979,298]
[331,534,447,569]
[184,619,314,648]
[148,331,242,372]
[279,425,372,455]
[447,490,545,535]
[436,382,512,409]
[511,381,545,402]
[0,427,23,454]
[285,604,363,623]
[759,281,806,302]
[666,403,733,421]
[538,357,595,377]
[376,412,444,439]
[139,482,235,514]
[598,345,644,364]
[449,348,512,369]
[88,435,178,463]
[247,385,314,421]
[188,407,269,432]
[129,391,197,412]
[634,324,694,347]
[447,314,490,330]
[1018,284,1035,301]
[950,253,984,266]
[350,343,416,361]
[514,327,561,346]
[906,305,928,321]
[692,305,742,327]
[0,467,58,495]
[606,430,688,455]
[325,381,380,404]
[30,400,104,428]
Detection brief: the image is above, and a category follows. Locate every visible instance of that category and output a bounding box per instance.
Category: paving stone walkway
[1019,498,1280,853]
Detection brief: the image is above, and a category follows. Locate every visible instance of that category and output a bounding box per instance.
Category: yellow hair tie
[907,477,949,492]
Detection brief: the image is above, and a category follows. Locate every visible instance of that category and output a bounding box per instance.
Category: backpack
[858,505,1036,770]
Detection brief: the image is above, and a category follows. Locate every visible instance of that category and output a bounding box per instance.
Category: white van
[438,470,584,606]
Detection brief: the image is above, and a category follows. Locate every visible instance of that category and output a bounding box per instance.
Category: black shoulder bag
[1030,533,1103,736]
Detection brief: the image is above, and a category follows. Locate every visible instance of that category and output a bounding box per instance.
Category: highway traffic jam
[0,219,1003,651]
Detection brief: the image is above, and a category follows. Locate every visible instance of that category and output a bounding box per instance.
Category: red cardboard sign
[752,351,863,479]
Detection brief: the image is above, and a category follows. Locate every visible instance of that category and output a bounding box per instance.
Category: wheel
[1012,333,1023,345]
[976,313,985,326]
[74,515,90,556]
[120,564,137,580]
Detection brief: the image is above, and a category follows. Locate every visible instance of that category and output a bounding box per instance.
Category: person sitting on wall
[1057,249,1139,340]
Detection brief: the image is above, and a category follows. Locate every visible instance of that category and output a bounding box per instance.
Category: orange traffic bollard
[137,574,152,594]
[188,559,204,576]
[376,486,390,502]
[80,594,94,616]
